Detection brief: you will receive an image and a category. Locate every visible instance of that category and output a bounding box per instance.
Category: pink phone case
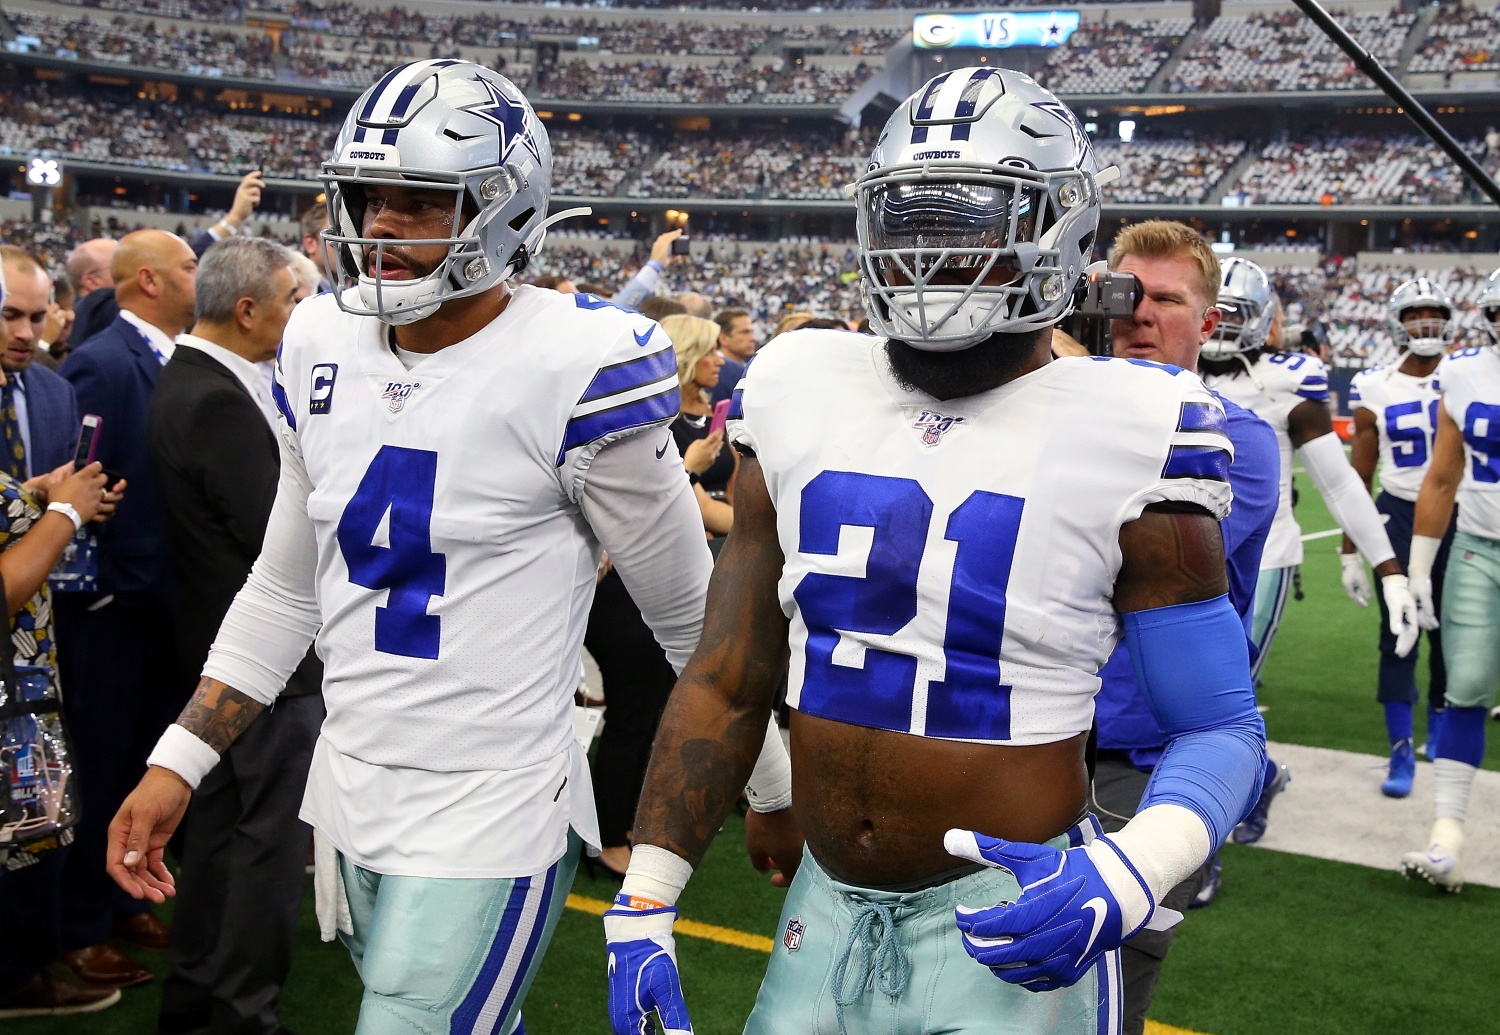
[709,398,731,436]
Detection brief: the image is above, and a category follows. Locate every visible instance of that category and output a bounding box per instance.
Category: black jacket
[70,287,119,345]
[147,345,319,696]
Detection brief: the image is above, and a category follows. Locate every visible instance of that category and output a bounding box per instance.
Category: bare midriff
[790,710,1089,887]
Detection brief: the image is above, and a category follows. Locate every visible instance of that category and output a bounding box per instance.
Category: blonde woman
[661,314,735,535]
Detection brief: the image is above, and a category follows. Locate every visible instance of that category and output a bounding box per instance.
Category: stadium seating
[1409,3,1500,74]
[1038,17,1191,95]
[627,133,869,200]
[1092,138,1247,203]
[1233,136,1486,205]
[528,59,871,105]
[1168,10,1415,93]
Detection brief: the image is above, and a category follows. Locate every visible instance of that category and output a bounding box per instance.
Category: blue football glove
[603,893,694,1035]
[944,828,1147,993]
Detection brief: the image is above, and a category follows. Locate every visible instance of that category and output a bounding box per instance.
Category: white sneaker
[1401,844,1464,893]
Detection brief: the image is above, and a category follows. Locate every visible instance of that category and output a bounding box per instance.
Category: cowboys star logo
[459,75,540,165]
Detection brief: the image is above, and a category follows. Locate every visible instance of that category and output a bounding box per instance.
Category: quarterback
[1345,279,1460,797]
[603,70,1267,1035]
[1402,266,1500,893]
[104,61,716,1034]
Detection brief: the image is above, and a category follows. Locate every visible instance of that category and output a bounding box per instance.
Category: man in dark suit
[56,229,199,983]
[149,237,322,1035]
[65,238,120,349]
[0,248,82,473]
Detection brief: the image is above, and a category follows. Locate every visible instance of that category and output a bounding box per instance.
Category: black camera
[1057,264,1145,356]
[671,236,691,256]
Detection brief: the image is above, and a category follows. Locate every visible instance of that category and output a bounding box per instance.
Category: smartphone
[73,415,102,468]
[671,236,691,256]
[708,398,731,437]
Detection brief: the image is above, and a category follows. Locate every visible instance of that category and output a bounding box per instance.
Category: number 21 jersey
[728,330,1234,747]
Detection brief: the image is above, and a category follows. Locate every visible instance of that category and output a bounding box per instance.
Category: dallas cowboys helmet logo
[459,75,540,164]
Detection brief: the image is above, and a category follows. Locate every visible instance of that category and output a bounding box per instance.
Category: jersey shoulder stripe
[579,345,675,406]
[559,387,677,461]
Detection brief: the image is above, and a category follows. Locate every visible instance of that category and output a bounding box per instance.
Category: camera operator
[1087,221,1281,1035]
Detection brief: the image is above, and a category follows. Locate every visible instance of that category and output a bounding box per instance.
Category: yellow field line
[567,894,776,953]
[569,895,1211,1033]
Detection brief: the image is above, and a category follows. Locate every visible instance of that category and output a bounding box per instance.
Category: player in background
[1344,279,1460,797]
[101,61,728,1035]
[604,69,1268,1035]
[1200,258,1418,846]
[1097,220,1279,1030]
[1401,266,1500,893]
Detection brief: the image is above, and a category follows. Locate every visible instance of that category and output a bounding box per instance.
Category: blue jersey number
[337,446,447,659]
[1463,402,1500,483]
[1268,353,1307,370]
[1385,400,1429,468]
[792,471,1023,740]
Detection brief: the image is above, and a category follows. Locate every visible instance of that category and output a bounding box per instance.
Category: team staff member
[1344,279,1460,798]
[149,238,324,1035]
[1402,267,1500,894]
[57,229,198,971]
[1094,221,1279,1034]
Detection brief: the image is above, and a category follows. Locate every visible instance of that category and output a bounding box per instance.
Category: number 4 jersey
[728,330,1234,746]
[1437,346,1500,539]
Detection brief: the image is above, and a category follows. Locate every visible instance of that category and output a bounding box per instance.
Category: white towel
[313,827,353,942]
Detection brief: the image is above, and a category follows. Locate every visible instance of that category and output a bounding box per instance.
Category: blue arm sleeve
[610,260,663,312]
[1124,594,1268,849]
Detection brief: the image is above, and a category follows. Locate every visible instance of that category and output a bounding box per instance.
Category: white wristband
[145,723,221,789]
[746,717,793,813]
[1408,534,1442,582]
[46,501,82,531]
[621,844,694,907]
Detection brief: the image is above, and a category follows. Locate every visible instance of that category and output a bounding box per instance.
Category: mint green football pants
[1441,532,1500,709]
[744,816,1121,1035]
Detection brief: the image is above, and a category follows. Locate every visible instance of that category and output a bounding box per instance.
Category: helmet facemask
[322,162,539,327]
[1392,307,1456,357]
[856,162,1097,352]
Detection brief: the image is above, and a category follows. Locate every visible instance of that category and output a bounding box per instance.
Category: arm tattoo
[175,677,267,754]
[1115,505,1229,614]
[632,458,791,867]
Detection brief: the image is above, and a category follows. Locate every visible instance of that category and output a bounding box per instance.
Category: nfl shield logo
[382,380,421,414]
[783,916,805,953]
[913,410,964,447]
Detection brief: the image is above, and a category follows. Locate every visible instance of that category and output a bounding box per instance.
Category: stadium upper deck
[6,0,1500,104]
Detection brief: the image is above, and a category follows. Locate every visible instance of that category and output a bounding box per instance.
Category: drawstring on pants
[830,899,910,1034]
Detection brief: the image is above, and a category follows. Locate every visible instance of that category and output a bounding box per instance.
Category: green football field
[30,470,1499,1035]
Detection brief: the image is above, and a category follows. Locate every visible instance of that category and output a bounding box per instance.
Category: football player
[603,69,1268,1035]
[1345,279,1460,797]
[102,61,719,1035]
[1401,266,1500,893]
[1095,219,1279,1012]
[1199,258,1418,846]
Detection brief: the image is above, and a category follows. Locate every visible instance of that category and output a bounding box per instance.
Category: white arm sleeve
[746,718,792,813]
[1299,431,1396,568]
[580,431,713,674]
[200,428,323,705]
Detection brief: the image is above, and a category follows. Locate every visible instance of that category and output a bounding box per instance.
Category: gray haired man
[146,237,324,1035]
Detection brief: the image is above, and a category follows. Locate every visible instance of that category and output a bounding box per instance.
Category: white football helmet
[853,67,1105,351]
[1387,278,1456,358]
[1202,257,1276,361]
[321,60,574,326]
[1474,266,1500,347]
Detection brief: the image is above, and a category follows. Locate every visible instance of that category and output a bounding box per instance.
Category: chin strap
[1234,351,1265,390]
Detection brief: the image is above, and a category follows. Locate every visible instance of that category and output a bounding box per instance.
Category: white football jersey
[1437,346,1500,540]
[1348,365,1442,502]
[1204,351,1330,568]
[270,286,679,770]
[728,331,1233,747]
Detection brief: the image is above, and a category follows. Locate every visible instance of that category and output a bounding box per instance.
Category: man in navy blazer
[55,229,198,985]
[0,248,81,471]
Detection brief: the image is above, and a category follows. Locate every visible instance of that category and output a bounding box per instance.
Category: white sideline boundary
[1255,740,1500,888]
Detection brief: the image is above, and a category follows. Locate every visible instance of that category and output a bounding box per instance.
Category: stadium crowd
[1168,10,1415,93]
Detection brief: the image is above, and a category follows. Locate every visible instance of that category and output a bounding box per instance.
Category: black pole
[1289,0,1500,207]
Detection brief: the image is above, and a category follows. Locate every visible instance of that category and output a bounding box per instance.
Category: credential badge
[309,363,338,414]
[783,916,805,953]
[382,380,421,414]
[914,410,965,447]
